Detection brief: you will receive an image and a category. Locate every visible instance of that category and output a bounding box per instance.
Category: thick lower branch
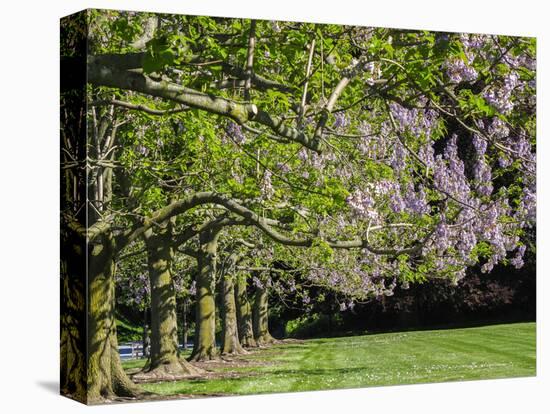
[88,63,257,124]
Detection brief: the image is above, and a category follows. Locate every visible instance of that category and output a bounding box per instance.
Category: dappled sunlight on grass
[123,322,535,396]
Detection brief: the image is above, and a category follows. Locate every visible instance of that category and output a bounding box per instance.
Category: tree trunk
[252,284,276,346]
[221,275,247,355]
[60,232,87,403]
[142,309,149,359]
[134,227,202,381]
[87,235,142,403]
[181,299,188,350]
[234,275,257,348]
[189,228,220,362]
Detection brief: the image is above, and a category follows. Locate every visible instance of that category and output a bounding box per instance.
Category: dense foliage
[83,11,536,301]
[60,9,536,402]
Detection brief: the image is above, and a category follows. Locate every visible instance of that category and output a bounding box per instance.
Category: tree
[61,10,536,402]
[133,222,203,380]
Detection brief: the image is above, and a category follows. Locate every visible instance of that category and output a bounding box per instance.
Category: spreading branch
[90,99,189,116]
[87,59,320,151]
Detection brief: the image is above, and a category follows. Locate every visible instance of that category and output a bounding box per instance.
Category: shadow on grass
[291,318,536,341]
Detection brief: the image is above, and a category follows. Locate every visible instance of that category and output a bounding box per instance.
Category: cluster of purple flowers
[403,183,430,215]
[226,121,247,144]
[260,170,275,200]
[483,72,519,114]
[443,58,478,84]
[459,33,487,50]
[510,245,527,269]
[418,139,436,168]
[434,135,472,204]
[389,102,439,138]
[390,140,407,173]
[474,157,493,196]
[472,134,487,155]
[333,112,350,129]
[357,122,388,159]
[347,188,378,221]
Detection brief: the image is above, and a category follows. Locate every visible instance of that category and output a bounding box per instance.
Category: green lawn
[123,322,536,397]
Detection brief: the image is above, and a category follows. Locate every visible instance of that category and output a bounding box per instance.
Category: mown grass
[116,315,143,343]
[123,322,535,396]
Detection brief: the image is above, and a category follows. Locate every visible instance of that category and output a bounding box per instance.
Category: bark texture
[252,284,276,346]
[189,228,221,361]
[235,276,258,348]
[134,226,203,381]
[60,234,87,402]
[87,235,142,403]
[221,275,247,355]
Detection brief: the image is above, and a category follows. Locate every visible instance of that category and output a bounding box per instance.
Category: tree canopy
[74,11,536,298]
[60,9,536,402]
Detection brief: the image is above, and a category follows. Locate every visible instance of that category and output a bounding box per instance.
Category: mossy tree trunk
[220,273,247,355]
[60,232,87,402]
[135,225,202,381]
[87,234,142,403]
[235,275,257,348]
[252,283,276,346]
[189,228,221,362]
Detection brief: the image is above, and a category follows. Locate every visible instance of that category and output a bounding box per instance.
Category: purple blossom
[389,191,405,213]
[389,102,438,138]
[298,148,308,162]
[333,112,350,129]
[443,58,478,84]
[403,184,430,215]
[226,122,246,144]
[347,188,377,221]
[390,140,407,173]
[460,33,486,50]
[418,140,435,168]
[472,134,487,155]
[276,162,291,173]
[483,72,519,114]
[498,155,512,168]
[487,118,509,140]
[433,135,472,204]
[260,170,275,200]
[510,245,527,269]
[473,158,493,196]
[135,144,149,156]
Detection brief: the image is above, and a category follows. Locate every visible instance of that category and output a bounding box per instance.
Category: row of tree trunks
[191,268,275,360]
[138,223,275,364]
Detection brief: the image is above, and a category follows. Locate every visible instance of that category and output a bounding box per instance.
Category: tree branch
[220,63,296,93]
[88,64,258,124]
[92,190,424,257]
[244,20,257,101]
[312,57,367,147]
[87,61,319,151]
[90,99,189,116]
